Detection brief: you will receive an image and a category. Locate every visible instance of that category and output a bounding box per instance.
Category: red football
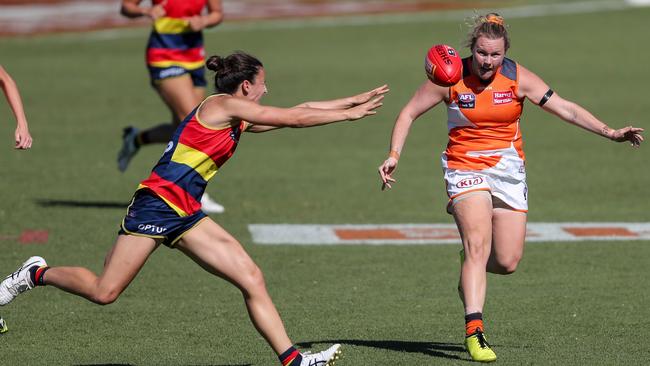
[424,44,462,87]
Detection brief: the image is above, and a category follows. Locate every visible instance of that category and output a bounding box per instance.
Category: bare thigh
[98,235,161,294]
[155,76,205,123]
[453,193,494,257]
[176,218,260,290]
[489,208,527,274]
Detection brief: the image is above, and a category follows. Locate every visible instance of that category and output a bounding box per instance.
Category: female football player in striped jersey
[378,13,642,362]
[118,0,227,213]
[1,51,388,366]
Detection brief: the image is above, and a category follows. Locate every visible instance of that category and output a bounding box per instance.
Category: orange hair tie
[486,15,504,26]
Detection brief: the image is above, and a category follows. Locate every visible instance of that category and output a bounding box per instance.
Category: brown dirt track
[0,0,495,36]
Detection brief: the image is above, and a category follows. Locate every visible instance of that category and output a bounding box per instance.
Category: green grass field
[0,3,649,365]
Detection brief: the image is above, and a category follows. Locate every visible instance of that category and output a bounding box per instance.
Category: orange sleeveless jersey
[443,57,525,171]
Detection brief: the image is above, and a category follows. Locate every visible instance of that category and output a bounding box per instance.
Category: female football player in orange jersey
[378,13,643,362]
[118,0,227,213]
[1,51,388,366]
[1,65,32,149]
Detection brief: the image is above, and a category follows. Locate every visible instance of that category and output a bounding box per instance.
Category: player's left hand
[186,15,206,31]
[14,125,32,149]
[350,85,390,106]
[610,126,644,147]
[378,157,398,191]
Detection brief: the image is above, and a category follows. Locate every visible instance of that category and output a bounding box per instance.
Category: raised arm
[200,94,384,130]
[0,65,32,149]
[378,80,447,190]
[294,84,389,110]
[518,65,643,146]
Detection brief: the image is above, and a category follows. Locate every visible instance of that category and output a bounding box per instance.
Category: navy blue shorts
[119,190,207,247]
[148,65,207,88]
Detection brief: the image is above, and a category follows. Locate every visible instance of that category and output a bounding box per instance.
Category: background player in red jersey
[378,13,643,362]
[1,51,387,366]
[118,0,227,213]
[1,65,32,149]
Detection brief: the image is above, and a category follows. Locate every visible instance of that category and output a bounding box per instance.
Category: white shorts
[442,154,528,213]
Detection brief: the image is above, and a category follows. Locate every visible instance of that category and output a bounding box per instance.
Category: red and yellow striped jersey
[146,0,207,70]
[139,95,249,216]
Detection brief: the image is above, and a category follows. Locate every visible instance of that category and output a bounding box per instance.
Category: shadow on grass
[36,199,127,209]
[73,364,134,366]
[297,339,467,361]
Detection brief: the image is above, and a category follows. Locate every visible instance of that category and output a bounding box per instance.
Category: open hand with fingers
[609,126,644,147]
[349,84,390,106]
[346,94,385,120]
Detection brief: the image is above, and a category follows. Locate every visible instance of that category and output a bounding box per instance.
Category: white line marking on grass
[626,0,650,6]
[249,223,650,245]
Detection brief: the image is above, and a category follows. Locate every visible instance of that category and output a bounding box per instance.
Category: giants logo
[493,91,513,105]
[455,176,484,189]
[458,93,475,109]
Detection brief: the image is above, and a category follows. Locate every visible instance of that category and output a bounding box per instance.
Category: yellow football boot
[465,329,497,362]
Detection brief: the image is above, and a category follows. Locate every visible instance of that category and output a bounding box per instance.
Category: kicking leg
[43,235,159,305]
[488,208,527,275]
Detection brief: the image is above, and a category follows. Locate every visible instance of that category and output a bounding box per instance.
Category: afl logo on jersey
[456,176,484,189]
[458,93,475,109]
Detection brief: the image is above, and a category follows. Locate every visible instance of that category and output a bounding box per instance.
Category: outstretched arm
[244,86,389,133]
[0,65,32,149]
[294,85,389,110]
[378,80,447,190]
[519,66,644,147]
[200,93,385,131]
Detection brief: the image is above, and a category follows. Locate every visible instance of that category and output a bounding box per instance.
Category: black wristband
[538,89,554,106]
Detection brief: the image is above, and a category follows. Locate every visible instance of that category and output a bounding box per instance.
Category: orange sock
[465,312,484,336]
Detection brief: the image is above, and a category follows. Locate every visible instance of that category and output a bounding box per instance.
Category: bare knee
[464,235,492,263]
[90,287,121,305]
[238,263,267,297]
[492,254,522,275]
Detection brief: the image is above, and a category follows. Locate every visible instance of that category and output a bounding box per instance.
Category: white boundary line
[249,222,650,245]
[8,0,648,42]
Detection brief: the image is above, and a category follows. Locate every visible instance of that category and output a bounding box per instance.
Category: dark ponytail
[206,51,263,94]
